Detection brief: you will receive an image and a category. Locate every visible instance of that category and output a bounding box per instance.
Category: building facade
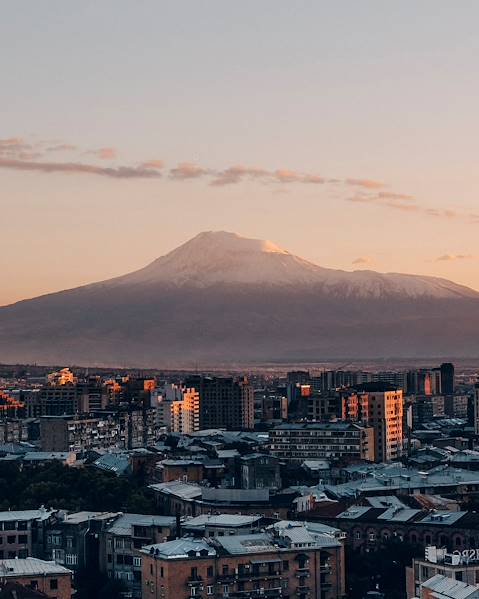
[269,422,375,463]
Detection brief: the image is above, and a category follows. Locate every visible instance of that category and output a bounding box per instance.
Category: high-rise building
[185,376,254,430]
[440,362,455,395]
[154,384,200,433]
[356,383,403,462]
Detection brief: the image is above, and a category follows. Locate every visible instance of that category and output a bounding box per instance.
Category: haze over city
[2,1,479,306]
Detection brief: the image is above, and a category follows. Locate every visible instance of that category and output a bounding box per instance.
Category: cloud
[0,135,471,227]
[87,147,117,160]
[0,157,162,179]
[273,169,325,184]
[0,137,37,157]
[170,162,210,180]
[46,144,77,152]
[436,254,473,262]
[209,166,326,186]
[377,191,414,202]
[352,256,372,265]
[209,165,268,186]
[141,159,164,169]
[345,178,386,189]
[0,137,26,147]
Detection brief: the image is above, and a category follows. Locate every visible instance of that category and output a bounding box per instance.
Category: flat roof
[0,558,71,577]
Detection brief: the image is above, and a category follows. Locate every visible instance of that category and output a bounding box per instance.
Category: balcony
[237,571,281,580]
[217,573,236,583]
[295,587,311,595]
[187,576,203,588]
[319,565,331,573]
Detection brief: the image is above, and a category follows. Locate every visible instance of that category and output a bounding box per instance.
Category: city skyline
[2,1,479,305]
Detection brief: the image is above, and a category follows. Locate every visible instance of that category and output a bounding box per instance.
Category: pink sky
[1,1,478,305]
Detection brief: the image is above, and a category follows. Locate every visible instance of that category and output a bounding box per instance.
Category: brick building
[140,524,345,599]
[100,514,175,599]
[0,559,72,599]
[0,510,55,560]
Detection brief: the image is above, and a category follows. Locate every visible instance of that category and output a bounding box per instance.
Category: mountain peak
[120,230,320,287]
[182,231,289,255]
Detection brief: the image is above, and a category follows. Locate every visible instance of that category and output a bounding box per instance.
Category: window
[223,585,229,596]
[191,567,198,579]
[7,536,16,544]
[222,565,229,575]
[50,579,58,590]
[207,586,213,595]
[133,557,142,567]
[18,535,27,544]
[207,566,213,577]
[283,560,289,571]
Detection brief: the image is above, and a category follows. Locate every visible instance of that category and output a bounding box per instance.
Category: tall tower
[440,362,455,395]
[356,383,403,462]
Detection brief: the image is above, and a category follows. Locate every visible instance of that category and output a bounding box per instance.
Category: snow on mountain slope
[102,231,478,299]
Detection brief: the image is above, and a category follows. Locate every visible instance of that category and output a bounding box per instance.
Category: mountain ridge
[74,231,478,299]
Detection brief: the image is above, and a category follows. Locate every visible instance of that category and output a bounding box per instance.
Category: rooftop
[421,574,479,599]
[0,509,55,523]
[0,558,71,577]
[183,514,262,529]
[108,513,176,536]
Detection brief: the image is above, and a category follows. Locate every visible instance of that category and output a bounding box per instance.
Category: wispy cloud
[141,159,164,169]
[46,144,77,152]
[0,135,472,225]
[352,256,372,265]
[210,165,269,186]
[170,162,210,180]
[346,178,386,189]
[0,157,162,179]
[436,254,473,262]
[86,147,117,160]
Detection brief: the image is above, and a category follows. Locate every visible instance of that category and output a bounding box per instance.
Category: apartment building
[100,514,175,599]
[406,546,479,598]
[269,422,375,463]
[0,509,55,560]
[154,385,200,433]
[0,558,72,599]
[140,524,345,599]
[185,376,254,431]
[357,384,403,462]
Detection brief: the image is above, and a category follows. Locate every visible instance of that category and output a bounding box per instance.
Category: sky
[1,1,479,305]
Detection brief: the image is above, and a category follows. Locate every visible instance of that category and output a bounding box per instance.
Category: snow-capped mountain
[97,231,477,299]
[0,231,478,366]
